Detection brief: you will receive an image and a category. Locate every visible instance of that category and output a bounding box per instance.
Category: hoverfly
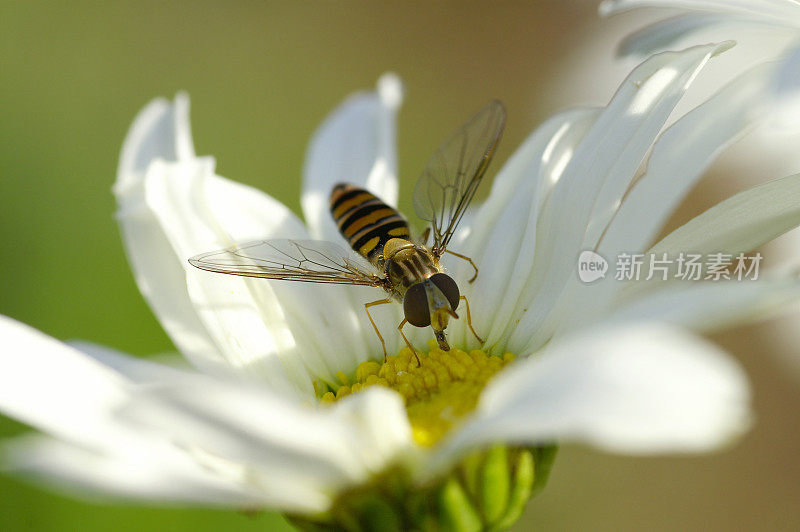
[189,100,506,362]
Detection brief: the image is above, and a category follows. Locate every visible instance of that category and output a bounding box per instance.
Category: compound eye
[403,283,431,327]
[430,273,460,311]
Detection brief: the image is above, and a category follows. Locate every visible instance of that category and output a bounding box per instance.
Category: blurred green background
[2,1,799,530]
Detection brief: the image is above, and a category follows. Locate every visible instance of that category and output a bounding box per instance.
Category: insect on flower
[189,100,506,362]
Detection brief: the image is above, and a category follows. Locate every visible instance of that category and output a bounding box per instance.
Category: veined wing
[188,239,386,287]
[413,100,506,255]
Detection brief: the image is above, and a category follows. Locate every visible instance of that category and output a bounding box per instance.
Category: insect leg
[364,298,393,360]
[460,295,484,344]
[444,249,479,283]
[397,318,421,367]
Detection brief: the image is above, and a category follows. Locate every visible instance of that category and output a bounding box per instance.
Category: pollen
[322,342,515,446]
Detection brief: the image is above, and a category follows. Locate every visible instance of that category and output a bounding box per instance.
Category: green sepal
[460,450,484,498]
[351,494,402,532]
[531,444,558,498]
[439,476,482,532]
[491,449,534,531]
[480,445,510,525]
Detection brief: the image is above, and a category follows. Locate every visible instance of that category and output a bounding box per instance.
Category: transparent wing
[413,100,506,255]
[188,239,386,287]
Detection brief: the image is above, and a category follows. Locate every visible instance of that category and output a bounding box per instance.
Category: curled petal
[616,13,754,57]
[115,96,231,380]
[556,63,777,332]
[503,43,730,353]
[600,63,773,259]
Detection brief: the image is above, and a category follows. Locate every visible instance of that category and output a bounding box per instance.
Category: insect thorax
[383,241,441,298]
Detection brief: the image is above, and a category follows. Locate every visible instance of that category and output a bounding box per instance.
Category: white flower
[3,43,800,527]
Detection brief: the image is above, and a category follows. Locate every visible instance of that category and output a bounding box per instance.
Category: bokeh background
[2,1,799,530]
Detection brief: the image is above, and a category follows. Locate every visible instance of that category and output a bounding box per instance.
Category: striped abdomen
[330,183,410,263]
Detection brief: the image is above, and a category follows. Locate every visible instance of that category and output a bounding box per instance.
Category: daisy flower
[3,42,800,530]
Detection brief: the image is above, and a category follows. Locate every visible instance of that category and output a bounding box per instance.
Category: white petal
[623,177,800,302]
[115,94,194,197]
[768,41,800,132]
[117,95,378,392]
[0,319,414,512]
[617,13,748,57]
[0,316,128,447]
[547,63,779,330]
[608,276,800,331]
[3,435,266,507]
[146,154,384,389]
[446,108,600,349]
[772,41,800,99]
[321,387,415,474]
[114,96,229,379]
[600,63,773,259]
[504,43,729,353]
[120,378,413,507]
[599,0,800,26]
[650,172,800,258]
[433,323,750,476]
[141,157,317,397]
[302,73,403,243]
[0,320,262,507]
[68,341,193,383]
[581,42,734,250]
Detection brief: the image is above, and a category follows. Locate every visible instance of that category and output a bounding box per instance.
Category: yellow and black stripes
[330,183,410,262]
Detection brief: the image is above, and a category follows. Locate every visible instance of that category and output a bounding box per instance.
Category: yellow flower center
[321,343,515,446]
